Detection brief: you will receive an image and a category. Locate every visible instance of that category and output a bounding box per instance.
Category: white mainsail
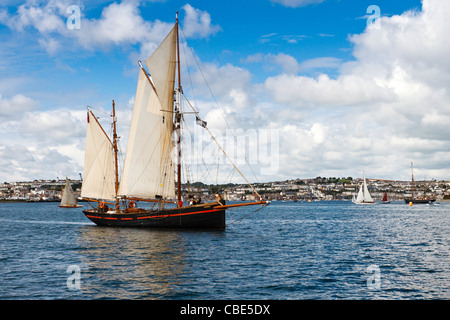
[81,110,116,201]
[60,177,79,207]
[117,25,177,200]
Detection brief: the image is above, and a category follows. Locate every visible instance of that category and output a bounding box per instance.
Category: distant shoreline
[0,199,88,203]
[1,199,448,204]
[0,200,59,203]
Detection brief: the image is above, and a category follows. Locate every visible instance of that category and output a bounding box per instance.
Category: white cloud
[0,0,68,32]
[0,144,80,182]
[242,52,300,74]
[20,109,85,143]
[0,1,224,182]
[298,57,342,71]
[265,73,396,107]
[0,93,87,181]
[77,1,158,48]
[269,53,300,74]
[181,4,221,39]
[189,62,253,109]
[0,1,220,54]
[0,93,36,119]
[265,0,450,179]
[38,37,61,54]
[169,0,450,181]
[271,0,326,8]
[230,0,450,180]
[2,0,450,182]
[242,53,341,75]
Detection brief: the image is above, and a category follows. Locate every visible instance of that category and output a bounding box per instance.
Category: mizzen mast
[175,11,182,207]
[112,100,120,212]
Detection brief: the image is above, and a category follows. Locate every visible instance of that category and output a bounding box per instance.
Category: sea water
[0,201,448,299]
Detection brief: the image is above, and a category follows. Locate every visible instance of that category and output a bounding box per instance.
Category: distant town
[1,176,450,202]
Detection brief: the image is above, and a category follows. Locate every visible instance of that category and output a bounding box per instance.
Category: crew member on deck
[99,202,109,212]
[216,194,226,205]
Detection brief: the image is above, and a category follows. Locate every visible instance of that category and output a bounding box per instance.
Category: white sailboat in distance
[353,172,375,204]
[59,177,83,208]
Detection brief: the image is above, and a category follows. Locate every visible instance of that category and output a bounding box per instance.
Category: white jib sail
[356,184,365,203]
[81,110,116,201]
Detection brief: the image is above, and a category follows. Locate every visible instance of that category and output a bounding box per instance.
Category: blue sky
[0,0,422,104]
[3,0,450,185]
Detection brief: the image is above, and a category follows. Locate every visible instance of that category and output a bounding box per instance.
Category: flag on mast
[196,116,207,128]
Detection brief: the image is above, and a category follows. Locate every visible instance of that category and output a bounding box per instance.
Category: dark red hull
[83,204,226,229]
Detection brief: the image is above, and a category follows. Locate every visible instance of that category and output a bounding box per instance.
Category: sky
[1,0,450,185]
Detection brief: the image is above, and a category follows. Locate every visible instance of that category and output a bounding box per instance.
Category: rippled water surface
[0,201,448,299]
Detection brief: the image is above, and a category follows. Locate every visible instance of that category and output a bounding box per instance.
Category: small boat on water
[80,13,268,229]
[352,172,375,205]
[59,177,83,208]
[380,192,390,204]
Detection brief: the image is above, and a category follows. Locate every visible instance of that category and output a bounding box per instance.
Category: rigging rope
[183,95,261,199]
[179,29,261,187]
[226,203,268,226]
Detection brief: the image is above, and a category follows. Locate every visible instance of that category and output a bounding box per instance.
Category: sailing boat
[59,177,83,208]
[352,173,375,204]
[380,192,390,204]
[80,14,268,229]
[404,162,436,204]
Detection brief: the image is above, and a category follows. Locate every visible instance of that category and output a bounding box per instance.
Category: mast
[363,172,366,198]
[175,12,182,207]
[112,100,120,211]
[411,161,415,199]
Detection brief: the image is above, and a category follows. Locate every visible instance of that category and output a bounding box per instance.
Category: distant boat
[404,162,436,204]
[353,173,375,204]
[59,177,82,208]
[380,192,390,204]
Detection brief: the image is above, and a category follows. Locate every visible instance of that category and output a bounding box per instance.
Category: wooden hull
[404,198,436,204]
[83,204,226,229]
[59,205,83,208]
